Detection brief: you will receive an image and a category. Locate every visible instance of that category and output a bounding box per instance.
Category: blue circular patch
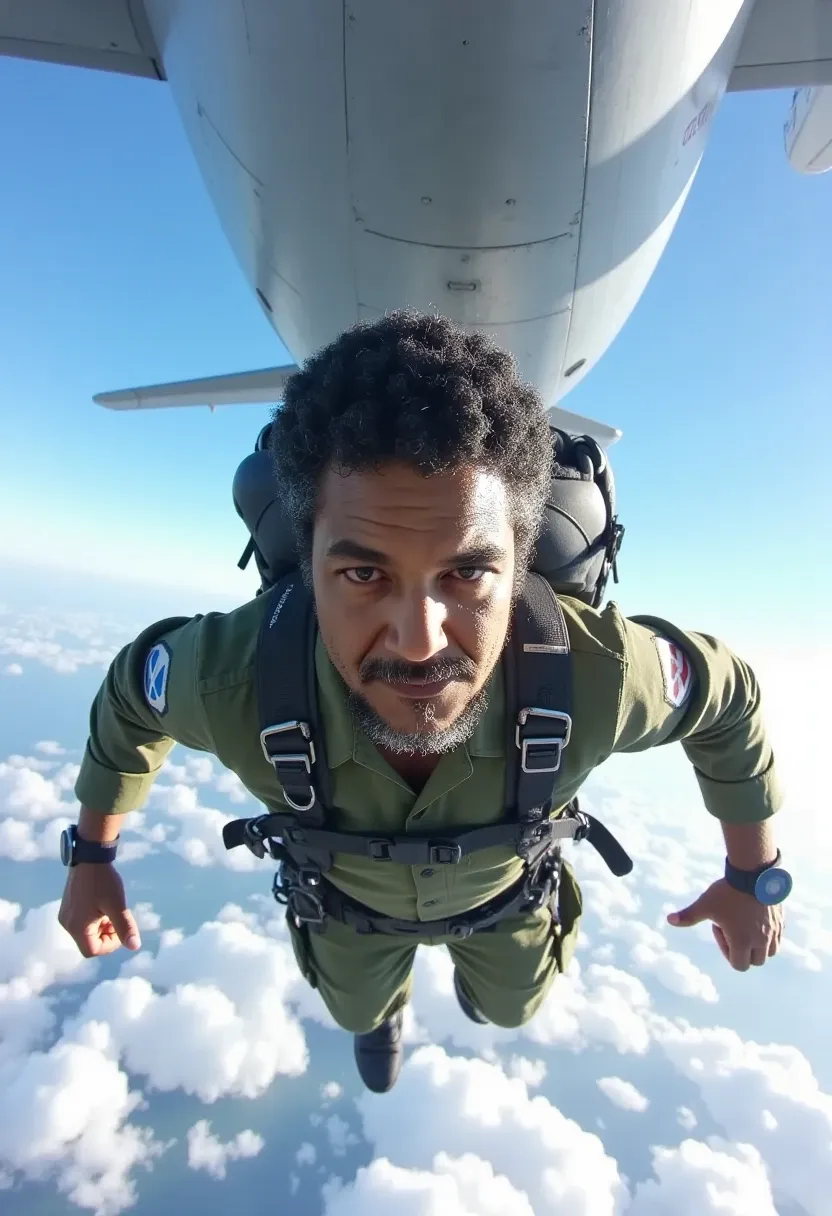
[754,867,792,906]
[143,642,171,714]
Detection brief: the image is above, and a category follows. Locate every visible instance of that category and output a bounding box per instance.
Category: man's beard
[348,654,489,756]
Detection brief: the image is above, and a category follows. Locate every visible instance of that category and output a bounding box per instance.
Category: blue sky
[1,56,831,646]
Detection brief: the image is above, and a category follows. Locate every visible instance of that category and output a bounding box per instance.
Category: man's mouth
[360,656,476,699]
[387,675,455,700]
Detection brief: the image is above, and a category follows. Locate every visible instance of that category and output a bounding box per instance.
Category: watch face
[755,867,792,906]
[60,828,73,867]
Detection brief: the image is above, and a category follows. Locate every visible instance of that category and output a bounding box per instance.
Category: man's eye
[343,567,381,584]
[453,567,486,582]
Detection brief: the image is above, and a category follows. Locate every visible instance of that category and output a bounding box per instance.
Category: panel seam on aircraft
[361,229,572,253]
[197,102,265,188]
[559,0,595,379]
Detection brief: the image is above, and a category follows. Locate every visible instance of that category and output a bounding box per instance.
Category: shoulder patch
[144,642,172,715]
[653,637,694,709]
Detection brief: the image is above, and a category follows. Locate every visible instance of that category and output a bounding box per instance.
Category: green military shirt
[75,593,783,922]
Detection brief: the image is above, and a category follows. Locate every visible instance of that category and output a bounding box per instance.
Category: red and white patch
[654,637,694,708]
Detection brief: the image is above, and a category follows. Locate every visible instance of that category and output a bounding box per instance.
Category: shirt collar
[314,636,506,768]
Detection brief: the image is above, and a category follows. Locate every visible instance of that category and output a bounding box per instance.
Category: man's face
[311,461,516,755]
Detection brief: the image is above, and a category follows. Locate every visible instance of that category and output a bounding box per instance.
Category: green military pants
[286,859,583,1034]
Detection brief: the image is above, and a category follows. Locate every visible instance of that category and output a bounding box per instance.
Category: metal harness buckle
[260,720,317,812]
[524,849,561,910]
[516,708,572,774]
[273,864,326,926]
[429,842,462,865]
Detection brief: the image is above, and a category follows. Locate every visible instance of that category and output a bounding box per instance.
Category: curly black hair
[269,310,554,582]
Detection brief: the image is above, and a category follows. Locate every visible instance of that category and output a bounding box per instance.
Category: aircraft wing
[729,0,832,91]
[546,406,620,450]
[95,364,621,449]
[93,366,300,411]
[0,0,163,81]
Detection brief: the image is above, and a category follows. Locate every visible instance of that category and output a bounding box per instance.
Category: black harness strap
[252,575,333,872]
[506,574,573,828]
[224,804,633,877]
[224,807,584,866]
[273,847,564,941]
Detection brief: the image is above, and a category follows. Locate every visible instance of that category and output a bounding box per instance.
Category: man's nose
[384,593,448,663]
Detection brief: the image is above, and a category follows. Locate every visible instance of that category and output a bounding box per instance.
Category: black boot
[453,967,490,1025]
[353,1008,404,1093]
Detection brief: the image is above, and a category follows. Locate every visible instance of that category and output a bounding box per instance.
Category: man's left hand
[667,879,784,971]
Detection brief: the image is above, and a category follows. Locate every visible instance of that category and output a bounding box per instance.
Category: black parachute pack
[223,425,631,937]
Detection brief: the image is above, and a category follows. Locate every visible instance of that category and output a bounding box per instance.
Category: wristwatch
[724,849,792,905]
[60,824,119,867]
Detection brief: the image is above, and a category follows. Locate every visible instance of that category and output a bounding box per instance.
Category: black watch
[60,824,119,867]
[724,849,792,906]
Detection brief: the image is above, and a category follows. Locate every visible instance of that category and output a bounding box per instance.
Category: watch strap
[68,825,119,865]
[724,849,781,896]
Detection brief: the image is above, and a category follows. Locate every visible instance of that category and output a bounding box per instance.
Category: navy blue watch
[60,824,119,867]
[724,849,792,905]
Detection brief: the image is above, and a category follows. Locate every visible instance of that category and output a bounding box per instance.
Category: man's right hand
[58,863,142,958]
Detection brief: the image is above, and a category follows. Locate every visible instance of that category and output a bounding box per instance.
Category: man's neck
[377,748,441,794]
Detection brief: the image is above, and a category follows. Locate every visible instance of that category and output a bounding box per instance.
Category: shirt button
[420,868,435,877]
[423,899,438,907]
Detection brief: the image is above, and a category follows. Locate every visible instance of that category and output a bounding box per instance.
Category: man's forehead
[314,463,511,561]
[318,461,508,519]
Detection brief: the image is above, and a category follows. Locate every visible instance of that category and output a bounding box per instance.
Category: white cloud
[597,1077,649,1113]
[296,1141,316,1166]
[3,663,23,676]
[323,1153,536,1216]
[0,1036,165,1214]
[590,910,718,1004]
[186,1120,263,1180]
[405,947,654,1058]
[777,938,823,972]
[0,899,94,996]
[0,813,71,861]
[322,1081,343,1102]
[36,741,67,756]
[214,771,251,804]
[148,783,259,872]
[326,1114,359,1157]
[0,636,116,674]
[592,944,616,964]
[354,1046,626,1215]
[215,903,260,930]
[506,1057,547,1088]
[0,758,78,821]
[73,916,320,1103]
[523,963,654,1056]
[162,756,215,785]
[655,1019,832,1215]
[0,900,95,1067]
[629,1138,776,1215]
[132,904,161,933]
[630,940,718,1004]
[0,755,85,860]
[0,608,127,675]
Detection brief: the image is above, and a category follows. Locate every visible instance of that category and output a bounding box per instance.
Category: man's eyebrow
[326,539,390,564]
[451,543,508,567]
[325,539,508,567]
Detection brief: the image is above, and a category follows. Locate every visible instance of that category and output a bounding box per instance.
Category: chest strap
[223,803,632,876]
